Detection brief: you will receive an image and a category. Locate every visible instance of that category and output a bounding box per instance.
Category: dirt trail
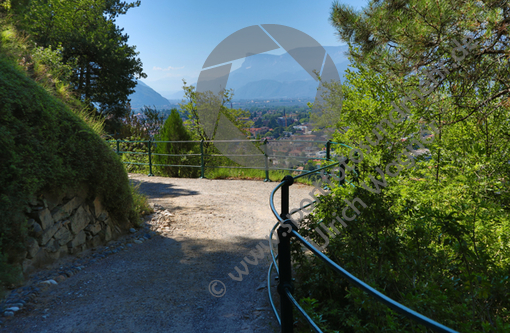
[1,175,314,333]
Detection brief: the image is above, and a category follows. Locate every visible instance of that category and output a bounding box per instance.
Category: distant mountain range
[129,80,177,110]
[130,45,350,108]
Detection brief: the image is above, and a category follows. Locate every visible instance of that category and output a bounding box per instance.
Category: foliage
[0,16,105,136]
[179,80,257,168]
[15,0,146,118]
[130,182,154,227]
[154,109,199,178]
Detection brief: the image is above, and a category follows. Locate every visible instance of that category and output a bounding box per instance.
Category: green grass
[204,167,315,185]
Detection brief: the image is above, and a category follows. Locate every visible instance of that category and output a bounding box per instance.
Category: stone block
[36,208,54,230]
[54,226,73,246]
[27,219,43,238]
[40,221,61,246]
[68,230,86,249]
[86,223,102,235]
[91,235,102,248]
[29,248,53,270]
[44,238,59,253]
[70,206,92,234]
[59,245,69,257]
[22,259,35,275]
[51,197,82,222]
[93,197,108,220]
[28,194,38,206]
[105,225,112,242]
[25,237,39,259]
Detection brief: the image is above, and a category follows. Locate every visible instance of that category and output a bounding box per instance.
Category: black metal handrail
[267,161,459,333]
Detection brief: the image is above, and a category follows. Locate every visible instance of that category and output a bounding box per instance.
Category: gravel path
[1,174,314,333]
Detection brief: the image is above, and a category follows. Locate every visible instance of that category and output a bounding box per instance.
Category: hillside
[0,22,139,294]
[129,80,176,110]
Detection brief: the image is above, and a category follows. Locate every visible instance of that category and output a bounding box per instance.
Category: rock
[256,282,266,291]
[51,197,81,222]
[30,221,43,238]
[68,230,86,250]
[40,221,62,246]
[134,240,143,244]
[44,238,59,253]
[54,275,66,283]
[40,190,66,211]
[22,259,34,275]
[105,225,112,242]
[59,245,69,257]
[36,208,54,230]
[5,307,19,312]
[28,194,38,206]
[91,235,102,248]
[129,228,136,233]
[70,206,91,234]
[26,237,39,259]
[54,227,73,246]
[3,311,14,317]
[86,223,102,235]
[93,197,108,221]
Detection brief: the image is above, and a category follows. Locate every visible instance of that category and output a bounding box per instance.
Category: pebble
[0,210,167,324]
[5,307,19,312]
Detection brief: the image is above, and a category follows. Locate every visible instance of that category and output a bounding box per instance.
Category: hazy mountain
[129,80,174,109]
[225,45,350,99]
[154,45,351,101]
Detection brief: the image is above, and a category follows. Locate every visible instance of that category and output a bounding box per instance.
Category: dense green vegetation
[292,1,510,332]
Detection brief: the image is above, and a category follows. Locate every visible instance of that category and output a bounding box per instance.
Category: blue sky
[115,0,367,97]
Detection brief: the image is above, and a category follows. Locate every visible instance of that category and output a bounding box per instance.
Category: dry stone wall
[22,186,122,276]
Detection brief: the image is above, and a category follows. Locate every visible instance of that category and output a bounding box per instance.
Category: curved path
[1,175,314,333]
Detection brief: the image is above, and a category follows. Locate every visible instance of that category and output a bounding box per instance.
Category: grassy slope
[0,22,138,291]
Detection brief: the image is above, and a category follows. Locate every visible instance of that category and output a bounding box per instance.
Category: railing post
[264,139,270,182]
[339,157,349,187]
[326,140,331,161]
[200,139,205,179]
[278,175,295,333]
[147,140,154,177]
[116,139,120,156]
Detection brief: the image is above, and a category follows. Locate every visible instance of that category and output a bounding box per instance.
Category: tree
[330,0,510,181]
[154,109,198,178]
[179,80,257,168]
[19,0,146,119]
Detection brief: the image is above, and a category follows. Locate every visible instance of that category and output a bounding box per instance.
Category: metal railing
[268,161,459,332]
[106,139,340,181]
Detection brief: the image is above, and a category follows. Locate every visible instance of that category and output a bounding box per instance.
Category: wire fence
[105,139,350,181]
